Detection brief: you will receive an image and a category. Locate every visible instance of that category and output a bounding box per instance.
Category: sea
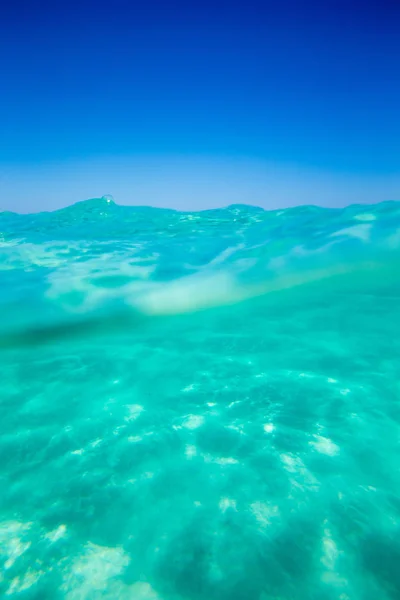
[1,196,400,599]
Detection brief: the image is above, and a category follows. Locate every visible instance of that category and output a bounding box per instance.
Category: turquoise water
[1,197,400,599]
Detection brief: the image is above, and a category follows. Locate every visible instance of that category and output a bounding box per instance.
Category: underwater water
[1,197,400,600]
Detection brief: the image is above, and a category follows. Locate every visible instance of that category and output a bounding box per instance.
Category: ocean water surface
[1,197,400,599]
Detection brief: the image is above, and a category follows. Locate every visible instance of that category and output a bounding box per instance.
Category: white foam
[113,425,126,436]
[45,524,67,543]
[310,435,340,457]
[280,453,303,473]
[128,435,143,443]
[263,423,275,433]
[62,542,130,597]
[228,400,242,408]
[90,438,102,448]
[6,569,44,595]
[0,521,32,570]
[219,498,237,512]
[45,247,358,321]
[182,415,204,430]
[321,528,338,570]
[330,224,371,241]
[250,502,280,528]
[204,455,238,465]
[131,272,240,315]
[320,524,348,590]
[226,424,245,435]
[125,404,144,421]
[182,384,196,392]
[280,453,318,489]
[185,444,197,459]
[354,213,376,222]
[216,457,238,465]
[255,372,267,379]
[206,244,244,267]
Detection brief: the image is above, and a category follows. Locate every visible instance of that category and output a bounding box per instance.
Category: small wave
[1,198,399,346]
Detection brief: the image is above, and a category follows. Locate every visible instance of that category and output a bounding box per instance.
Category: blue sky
[1,0,399,211]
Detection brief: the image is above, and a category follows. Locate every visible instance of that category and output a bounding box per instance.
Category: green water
[1,198,400,599]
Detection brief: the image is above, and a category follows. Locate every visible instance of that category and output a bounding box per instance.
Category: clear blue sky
[1,0,399,211]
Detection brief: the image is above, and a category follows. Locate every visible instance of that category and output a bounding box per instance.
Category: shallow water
[1,197,400,599]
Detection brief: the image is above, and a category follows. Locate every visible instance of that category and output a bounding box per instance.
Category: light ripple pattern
[1,197,400,599]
